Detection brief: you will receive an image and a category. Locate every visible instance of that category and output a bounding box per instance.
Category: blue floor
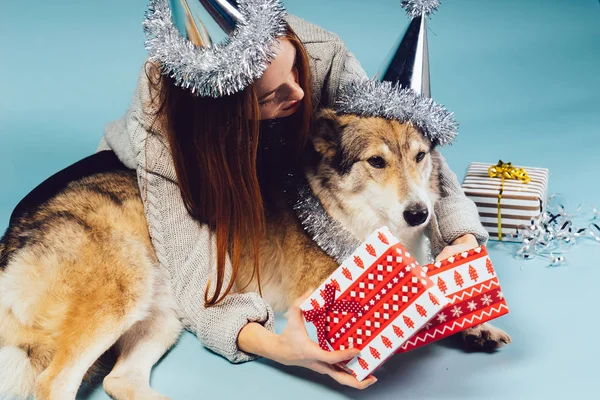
[1,0,600,399]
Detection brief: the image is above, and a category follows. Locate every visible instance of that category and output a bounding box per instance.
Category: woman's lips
[281,100,299,111]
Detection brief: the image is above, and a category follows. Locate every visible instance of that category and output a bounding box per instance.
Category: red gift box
[397,246,509,353]
[300,227,448,381]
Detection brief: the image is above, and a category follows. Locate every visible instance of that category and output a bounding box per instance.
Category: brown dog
[0,110,510,400]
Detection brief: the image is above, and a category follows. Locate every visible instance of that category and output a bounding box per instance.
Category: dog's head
[307,108,441,240]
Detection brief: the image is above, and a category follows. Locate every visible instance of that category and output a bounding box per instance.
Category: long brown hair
[147,26,312,306]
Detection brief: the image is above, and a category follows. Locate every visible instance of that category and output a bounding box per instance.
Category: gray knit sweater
[97,15,488,363]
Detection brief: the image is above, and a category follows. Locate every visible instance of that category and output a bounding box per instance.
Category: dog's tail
[0,346,38,399]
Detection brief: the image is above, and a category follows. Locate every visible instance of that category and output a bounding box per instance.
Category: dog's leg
[33,256,156,400]
[103,278,182,400]
[34,319,128,400]
[458,322,511,351]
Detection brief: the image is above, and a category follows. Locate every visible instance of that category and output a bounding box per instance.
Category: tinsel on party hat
[143,0,286,97]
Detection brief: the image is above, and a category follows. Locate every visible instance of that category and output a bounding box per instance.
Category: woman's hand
[435,233,479,262]
[272,293,378,390]
[237,293,377,390]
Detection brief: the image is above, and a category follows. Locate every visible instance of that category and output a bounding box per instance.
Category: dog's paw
[459,323,511,352]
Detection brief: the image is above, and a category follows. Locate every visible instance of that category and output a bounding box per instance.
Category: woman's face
[255,39,305,120]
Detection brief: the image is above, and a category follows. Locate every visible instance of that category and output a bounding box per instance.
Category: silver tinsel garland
[512,195,600,267]
[335,80,458,146]
[143,0,286,97]
[283,172,361,264]
[401,0,440,18]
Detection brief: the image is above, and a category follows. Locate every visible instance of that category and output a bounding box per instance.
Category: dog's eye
[367,156,386,169]
[416,152,426,163]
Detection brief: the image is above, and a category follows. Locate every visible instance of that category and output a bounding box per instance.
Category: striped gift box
[462,162,549,241]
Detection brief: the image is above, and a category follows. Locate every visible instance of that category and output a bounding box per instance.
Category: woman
[98,0,487,389]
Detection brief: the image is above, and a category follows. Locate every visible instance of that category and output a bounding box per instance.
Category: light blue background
[1,1,600,399]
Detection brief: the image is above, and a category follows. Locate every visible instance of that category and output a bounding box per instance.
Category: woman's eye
[259,98,275,107]
[367,156,386,169]
[416,151,426,163]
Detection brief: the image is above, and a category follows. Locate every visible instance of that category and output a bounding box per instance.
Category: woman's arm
[238,298,377,389]
[102,69,275,363]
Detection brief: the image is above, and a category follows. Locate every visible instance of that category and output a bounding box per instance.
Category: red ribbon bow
[303,284,363,351]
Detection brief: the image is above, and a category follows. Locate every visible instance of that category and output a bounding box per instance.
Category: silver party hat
[376,0,440,97]
[336,0,456,146]
[169,0,243,47]
[144,0,286,97]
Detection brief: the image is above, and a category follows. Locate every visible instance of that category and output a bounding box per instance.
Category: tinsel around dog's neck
[283,171,361,264]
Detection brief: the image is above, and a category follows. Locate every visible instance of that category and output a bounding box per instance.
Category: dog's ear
[311,108,346,159]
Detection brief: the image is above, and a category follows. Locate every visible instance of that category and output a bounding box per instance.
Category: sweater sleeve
[323,42,368,105]
[108,69,275,363]
[337,49,368,93]
[432,150,489,254]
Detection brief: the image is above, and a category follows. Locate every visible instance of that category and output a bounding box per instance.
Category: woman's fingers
[320,363,378,389]
[435,246,457,262]
[285,288,377,390]
[435,250,450,262]
[311,345,360,365]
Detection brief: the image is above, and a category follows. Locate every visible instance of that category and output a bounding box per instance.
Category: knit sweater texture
[97,14,488,363]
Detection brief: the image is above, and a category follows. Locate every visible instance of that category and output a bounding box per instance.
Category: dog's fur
[0,111,510,399]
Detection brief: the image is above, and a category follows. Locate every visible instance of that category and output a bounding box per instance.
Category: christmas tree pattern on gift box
[397,246,509,353]
[300,226,448,381]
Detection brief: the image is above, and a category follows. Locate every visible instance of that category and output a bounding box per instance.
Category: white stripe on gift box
[336,226,401,297]
[462,178,547,195]
[479,216,533,227]
[476,206,540,218]
[431,255,495,296]
[469,195,542,208]
[485,225,526,233]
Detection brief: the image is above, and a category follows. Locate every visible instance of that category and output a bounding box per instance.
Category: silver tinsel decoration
[401,0,440,18]
[335,80,458,146]
[283,172,361,264]
[510,194,600,267]
[143,0,286,97]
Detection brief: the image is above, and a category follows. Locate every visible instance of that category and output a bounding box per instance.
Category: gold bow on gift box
[487,160,531,241]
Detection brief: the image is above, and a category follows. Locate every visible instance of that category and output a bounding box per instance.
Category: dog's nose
[403,203,429,227]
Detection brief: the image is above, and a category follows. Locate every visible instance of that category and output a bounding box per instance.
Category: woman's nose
[288,67,304,101]
[288,82,304,102]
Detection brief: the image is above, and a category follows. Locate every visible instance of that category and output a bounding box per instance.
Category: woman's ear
[312,108,345,159]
